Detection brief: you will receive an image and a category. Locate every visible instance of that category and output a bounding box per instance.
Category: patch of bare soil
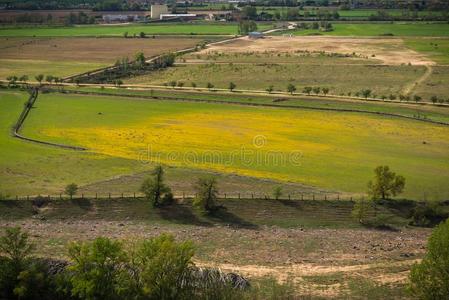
[203,36,434,66]
[0,37,202,63]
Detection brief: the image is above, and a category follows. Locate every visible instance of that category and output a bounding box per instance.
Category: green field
[6,90,449,200]
[290,23,449,36]
[0,23,271,37]
[62,86,449,124]
[404,37,449,64]
[0,58,107,80]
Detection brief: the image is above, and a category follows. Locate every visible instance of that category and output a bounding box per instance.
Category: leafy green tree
[67,237,126,300]
[273,186,283,200]
[140,166,173,207]
[413,95,422,103]
[132,234,195,299]
[206,82,214,91]
[19,75,29,84]
[287,83,296,95]
[266,85,274,93]
[193,177,219,213]
[431,96,438,104]
[191,82,197,89]
[169,81,177,88]
[0,227,35,299]
[409,219,449,299]
[361,89,372,99]
[367,166,405,200]
[134,52,146,69]
[303,86,312,95]
[177,81,184,88]
[228,82,236,92]
[322,87,329,95]
[312,87,321,94]
[6,75,18,87]
[64,183,78,199]
[351,198,374,224]
[35,74,44,85]
[139,31,146,38]
[45,75,54,84]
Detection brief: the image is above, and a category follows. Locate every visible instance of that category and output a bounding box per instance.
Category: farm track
[55,89,449,127]
[403,64,434,96]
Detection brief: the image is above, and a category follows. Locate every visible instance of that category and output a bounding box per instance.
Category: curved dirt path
[403,64,433,96]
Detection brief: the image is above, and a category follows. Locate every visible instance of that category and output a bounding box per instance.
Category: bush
[410,202,446,227]
[66,237,126,300]
[409,219,449,299]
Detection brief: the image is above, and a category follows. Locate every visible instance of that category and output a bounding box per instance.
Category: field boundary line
[55,89,449,127]
[11,89,87,151]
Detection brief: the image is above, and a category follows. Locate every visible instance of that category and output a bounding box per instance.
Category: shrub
[66,237,126,300]
[64,183,78,199]
[140,166,173,207]
[409,219,449,299]
[193,177,219,213]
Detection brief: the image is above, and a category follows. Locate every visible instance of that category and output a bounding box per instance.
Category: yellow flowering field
[23,93,449,200]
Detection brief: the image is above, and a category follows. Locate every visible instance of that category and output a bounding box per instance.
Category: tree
[123,31,128,38]
[361,89,372,99]
[273,186,282,200]
[287,83,296,95]
[64,183,78,199]
[132,234,195,299]
[134,52,146,69]
[367,166,405,200]
[139,31,146,38]
[266,85,274,94]
[140,166,173,207]
[177,81,184,88]
[322,87,329,95]
[228,82,236,92]
[45,75,53,84]
[19,75,28,85]
[67,237,126,300]
[191,82,197,89]
[115,79,123,87]
[351,198,374,224]
[0,227,35,299]
[169,81,177,88]
[238,20,257,34]
[413,95,422,103]
[431,96,438,104]
[6,75,18,87]
[312,87,321,94]
[409,219,449,299]
[206,82,214,91]
[193,177,218,213]
[35,74,44,85]
[303,86,312,95]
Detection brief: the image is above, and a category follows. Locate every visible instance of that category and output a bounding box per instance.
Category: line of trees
[0,227,251,300]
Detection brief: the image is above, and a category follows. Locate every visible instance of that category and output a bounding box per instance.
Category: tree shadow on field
[207,209,259,229]
[157,204,212,227]
[278,199,304,210]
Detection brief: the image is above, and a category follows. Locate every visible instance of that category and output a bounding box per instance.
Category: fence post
[121,193,124,199]
[251,193,254,199]
[324,195,327,201]
[27,195,29,200]
[238,193,240,199]
[133,192,136,199]
[288,194,291,200]
[95,193,98,199]
[312,194,315,201]
[16,195,18,200]
[224,193,227,199]
[109,193,111,199]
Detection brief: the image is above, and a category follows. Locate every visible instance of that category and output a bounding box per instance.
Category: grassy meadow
[404,37,449,64]
[125,62,426,97]
[0,23,271,37]
[15,91,449,200]
[290,23,449,36]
